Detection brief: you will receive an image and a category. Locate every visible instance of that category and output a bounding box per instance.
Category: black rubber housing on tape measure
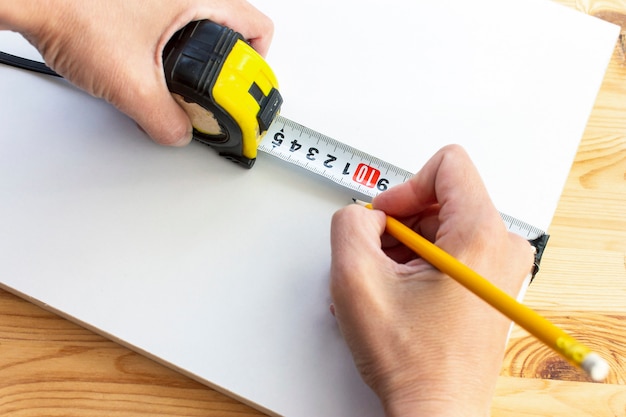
[163,21,253,167]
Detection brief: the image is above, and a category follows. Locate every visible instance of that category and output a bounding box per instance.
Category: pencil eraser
[582,352,610,382]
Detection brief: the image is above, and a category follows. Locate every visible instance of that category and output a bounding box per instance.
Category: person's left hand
[3,0,273,146]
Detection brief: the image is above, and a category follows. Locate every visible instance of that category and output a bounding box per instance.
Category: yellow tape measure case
[163,20,282,168]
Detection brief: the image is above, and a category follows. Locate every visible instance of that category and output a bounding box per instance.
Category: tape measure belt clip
[163,20,282,168]
[253,85,282,132]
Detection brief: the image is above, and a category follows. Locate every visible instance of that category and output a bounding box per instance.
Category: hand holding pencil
[329,145,608,417]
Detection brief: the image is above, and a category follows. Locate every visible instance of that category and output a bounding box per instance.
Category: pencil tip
[352,199,369,207]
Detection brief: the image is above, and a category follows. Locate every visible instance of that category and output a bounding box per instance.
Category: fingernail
[171,132,192,147]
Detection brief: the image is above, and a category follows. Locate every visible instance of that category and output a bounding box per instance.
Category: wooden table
[1,1,625,415]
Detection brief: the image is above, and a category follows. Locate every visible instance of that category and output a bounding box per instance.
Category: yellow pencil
[355,200,609,382]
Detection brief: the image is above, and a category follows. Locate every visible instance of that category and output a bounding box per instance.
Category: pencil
[354,200,609,382]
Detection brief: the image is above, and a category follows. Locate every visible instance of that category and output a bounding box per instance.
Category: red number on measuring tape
[353,163,381,188]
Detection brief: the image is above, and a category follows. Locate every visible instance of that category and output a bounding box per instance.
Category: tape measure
[0,20,548,267]
[163,21,282,168]
[260,115,413,198]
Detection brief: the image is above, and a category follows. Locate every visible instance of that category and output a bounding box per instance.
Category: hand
[330,145,534,417]
[0,0,273,146]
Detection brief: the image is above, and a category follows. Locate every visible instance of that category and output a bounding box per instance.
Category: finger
[372,145,506,263]
[116,66,193,146]
[197,1,274,56]
[135,91,193,146]
[373,145,500,237]
[330,205,388,303]
[330,204,387,271]
[373,145,490,218]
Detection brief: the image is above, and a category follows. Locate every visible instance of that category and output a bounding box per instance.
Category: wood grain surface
[501,0,626,395]
[1,1,625,416]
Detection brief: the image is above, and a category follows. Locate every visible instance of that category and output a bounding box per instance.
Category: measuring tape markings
[260,115,413,198]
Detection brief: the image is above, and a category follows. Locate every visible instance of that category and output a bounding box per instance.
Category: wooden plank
[575,0,626,58]
[0,289,264,416]
[3,288,626,416]
[493,376,626,417]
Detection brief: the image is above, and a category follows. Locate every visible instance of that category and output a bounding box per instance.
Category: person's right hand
[330,145,535,417]
[1,0,273,146]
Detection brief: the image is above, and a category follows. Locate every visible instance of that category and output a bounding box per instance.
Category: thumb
[124,80,193,146]
[330,205,389,300]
